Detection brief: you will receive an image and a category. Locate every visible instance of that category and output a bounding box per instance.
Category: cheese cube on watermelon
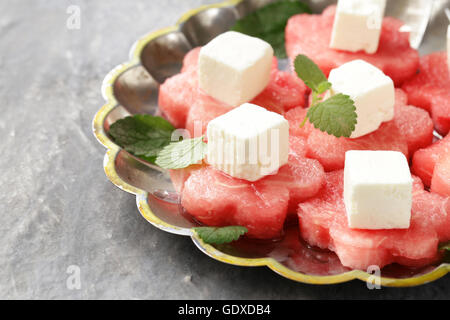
[199,32,274,107]
[343,150,412,230]
[330,0,386,54]
[327,59,395,138]
[206,103,289,182]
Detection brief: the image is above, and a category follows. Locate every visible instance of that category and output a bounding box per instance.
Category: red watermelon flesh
[394,103,434,155]
[285,89,433,158]
[158,48,308,135]
[285,6,419,86]
[303,89,434,171]
[251,70,308,115]
[297,171,450,270]
[306,120,407,172]
[158,69,197,128]
[181,166,290,239]
[288,135,307,158]
[177,137,325,239]
[402,52,450,136]
[169,164,205,194]
[412,134,450,187]
[265,154,325,213]
[181,47,201,73]
[185,85,308,140]
[285,107,315,138]
[182,47,279,72]
[286,90,431,170]
[431,156,450,197]
[276,226,350,276]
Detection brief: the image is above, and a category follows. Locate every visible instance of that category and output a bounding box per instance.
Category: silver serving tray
[93,0,450,286]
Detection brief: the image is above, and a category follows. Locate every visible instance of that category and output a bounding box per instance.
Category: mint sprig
[108,115,175,164]
[193,226,248,245]
[307,94,357,138]
[109,115,208,169]
[294,54,357,138]
[155,136,207,169]
[231,0,311,58]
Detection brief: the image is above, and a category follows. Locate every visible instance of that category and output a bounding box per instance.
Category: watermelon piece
[181,47,201,73]
[286,90,430,170]
[285,5,419,86]
[402,52,450,136]
[181,166,290,239]
[169,164,205,194]
[302,89,434,171]
[159,48,308,135]
[412,134,450,187]
[305,121,407,172]
[158,69,197,128]
[431,156,450,197]
[182,47,279,72]
[285,107,314,138]
[265,155,325,213]
[298,171,450,270]
[176,137,324,239]
[276,226,350,276]
[394,103,434,155]
[185,92,231,138]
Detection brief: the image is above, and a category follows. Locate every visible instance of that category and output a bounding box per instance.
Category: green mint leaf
[295,54,358,138]
[193,226,248,245]
[307,93,357,138]
[231,0,311,58]
[294,54,328,93]
[155,136,207,169]
[109,115,175,164]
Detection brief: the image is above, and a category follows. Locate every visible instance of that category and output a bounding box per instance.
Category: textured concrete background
[0,0,449,299]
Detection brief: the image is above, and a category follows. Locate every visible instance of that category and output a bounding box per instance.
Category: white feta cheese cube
[207,103,289,182]
[344,150,413,230]
[330,0,387,54]
[328,59,395,138]
[199,31,274,107]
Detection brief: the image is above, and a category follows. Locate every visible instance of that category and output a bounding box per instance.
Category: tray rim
[92,0,450,287]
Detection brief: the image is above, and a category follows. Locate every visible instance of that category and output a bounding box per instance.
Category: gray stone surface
[0,0,449,300]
